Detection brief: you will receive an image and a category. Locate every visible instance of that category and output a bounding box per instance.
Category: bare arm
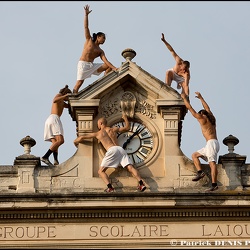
[84,5,92,40]
[181,93,201,119]
[74,132,98,147]
[119,114,130,133]
[195,92,212,114]
[161,33,182,64]
[53,93,69,103]
[181,71,190,96]
[100,51,118,71]
[112,114,130,133]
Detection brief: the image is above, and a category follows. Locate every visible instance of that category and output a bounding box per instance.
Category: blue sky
[1,1,250,165]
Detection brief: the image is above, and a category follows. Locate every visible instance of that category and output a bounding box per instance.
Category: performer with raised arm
[161,33,190,97]
[73,4,118,93]
[181,92,220,191]
[41,85,72,167]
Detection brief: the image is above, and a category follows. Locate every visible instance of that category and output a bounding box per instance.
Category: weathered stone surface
[0,50,249,248]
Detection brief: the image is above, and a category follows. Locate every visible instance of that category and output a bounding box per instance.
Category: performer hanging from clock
[73,114,147,193]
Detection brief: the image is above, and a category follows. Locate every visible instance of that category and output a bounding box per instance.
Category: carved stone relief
[99,90,156,120]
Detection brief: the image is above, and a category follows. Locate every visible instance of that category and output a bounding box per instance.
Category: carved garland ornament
[100,98,119,118]
[100,91,156,119]
[135,92,156,119]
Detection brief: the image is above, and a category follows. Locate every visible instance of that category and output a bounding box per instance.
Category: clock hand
[122,127,144,149]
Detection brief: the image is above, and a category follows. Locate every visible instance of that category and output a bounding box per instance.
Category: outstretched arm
[74,132,97,147]
[181,93,201,119]
[195,92,212,114]
[161,33,182,64]
[84,5,92,40]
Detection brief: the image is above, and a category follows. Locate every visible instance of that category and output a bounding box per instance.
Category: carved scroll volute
[120,91,136,118]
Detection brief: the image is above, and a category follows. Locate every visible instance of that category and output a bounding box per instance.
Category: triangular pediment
[69,56,186,121]
[72,60,181,100]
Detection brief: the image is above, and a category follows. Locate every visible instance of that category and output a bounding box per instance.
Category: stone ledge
[0,192,250,210]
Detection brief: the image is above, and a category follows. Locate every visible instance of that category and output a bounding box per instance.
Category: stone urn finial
[20,135,36,155]
[223,134,239,154]
[121,48,136,61]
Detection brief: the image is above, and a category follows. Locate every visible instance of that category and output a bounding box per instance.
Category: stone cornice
[0,192,250,210]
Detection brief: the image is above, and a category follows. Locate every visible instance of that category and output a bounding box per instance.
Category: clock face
[112,120,154,165]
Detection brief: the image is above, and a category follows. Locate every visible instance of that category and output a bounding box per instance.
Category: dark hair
[183,60,190,70]
[198,109,206,115]
[92,32,105,42]
[59,85,72,95]
[198,109,216,125]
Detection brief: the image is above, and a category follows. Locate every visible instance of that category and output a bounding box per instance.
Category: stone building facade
[0,49,250,249]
